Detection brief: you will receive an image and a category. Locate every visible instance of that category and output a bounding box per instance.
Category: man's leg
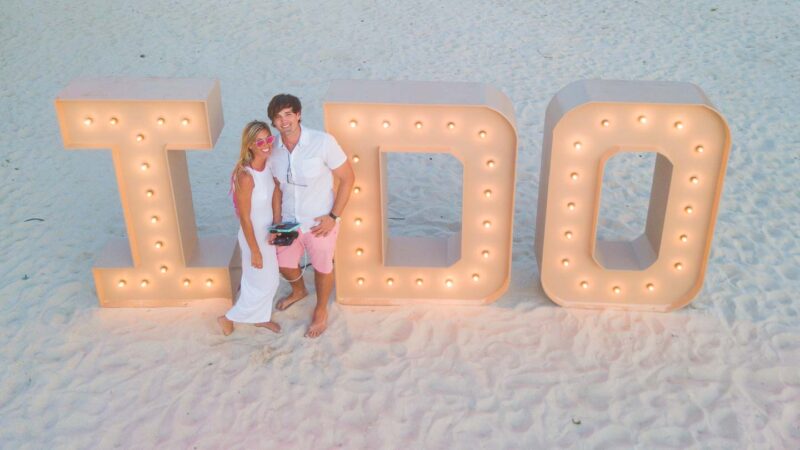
[275,237,308,311]
[305,270,333,338]
[276,267,308,310]
[303,224,339,338]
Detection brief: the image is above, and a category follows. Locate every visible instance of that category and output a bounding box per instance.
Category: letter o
[535,80,731,311]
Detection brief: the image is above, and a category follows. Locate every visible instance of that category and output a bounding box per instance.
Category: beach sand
[1,0,799,447]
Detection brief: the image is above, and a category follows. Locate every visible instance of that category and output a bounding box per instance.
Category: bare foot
[275,289,309,311]
[305,307,328,338]
[255,321,281,333]
[217,315,234,336]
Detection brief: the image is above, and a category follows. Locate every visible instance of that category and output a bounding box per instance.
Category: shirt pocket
[299,157,325,180]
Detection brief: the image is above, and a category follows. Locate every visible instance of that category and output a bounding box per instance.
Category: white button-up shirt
[269,126,347,232]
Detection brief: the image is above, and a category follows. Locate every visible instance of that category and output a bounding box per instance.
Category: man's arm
[311,160,354,237]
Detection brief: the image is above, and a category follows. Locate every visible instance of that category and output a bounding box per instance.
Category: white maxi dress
[225,165,279,323]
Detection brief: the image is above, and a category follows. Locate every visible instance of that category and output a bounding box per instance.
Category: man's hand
[267,232,278,245]
[311,214,336,237]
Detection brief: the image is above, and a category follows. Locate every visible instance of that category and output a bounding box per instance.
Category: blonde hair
[231,120,271,192]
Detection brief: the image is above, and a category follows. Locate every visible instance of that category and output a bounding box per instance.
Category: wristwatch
[329,212,342,223]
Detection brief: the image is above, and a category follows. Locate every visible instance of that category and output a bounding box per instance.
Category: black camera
[269,222,300,246]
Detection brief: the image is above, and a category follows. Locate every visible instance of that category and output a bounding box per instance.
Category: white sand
[2,0,799,447]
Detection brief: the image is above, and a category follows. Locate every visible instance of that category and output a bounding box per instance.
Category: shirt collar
[279,125,307,153]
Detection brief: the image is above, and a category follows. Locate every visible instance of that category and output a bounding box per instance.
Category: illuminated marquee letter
[324,80,517,305]
[55,78,239,307]
[535,80,731,311]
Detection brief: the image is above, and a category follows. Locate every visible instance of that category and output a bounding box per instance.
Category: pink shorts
[276,224,339,274]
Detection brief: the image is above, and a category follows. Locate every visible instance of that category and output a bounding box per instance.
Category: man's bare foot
[217,316,234,336]
[275,289,309,311]
[255,321,281,333]
[305,307,328,338]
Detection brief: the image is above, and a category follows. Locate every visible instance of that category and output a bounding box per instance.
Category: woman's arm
[235,172,263,268]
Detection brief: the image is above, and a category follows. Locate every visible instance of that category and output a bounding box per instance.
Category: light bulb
[354,218,362,226]
[415,121,423,129]
[353,186,361,194]
[564,231,573,240]
[472,273,480,282]
[157,117,165,125]
[140,280,149,288]
[447,122,455,129]
[674,121,684,129]
[479,130,487,139]
[674,262,684,271]
[145,189,154,197]
[486,160,495,168]
[574,141,582,150]
[638,115,647,124]
[580,281,589,289]
[482,220,492,229]
[679,234,688,242]
[570,172,579,180]
[482,250,490,259]
[181,118,190,126]
[150,216,159,224]
[357,277,365,285]
[612,286,621,294]
[695,145,705,153]
[382,121,390,128]
[561,259,570,267]
[136,134,144,142]
[349,120,358,128]
[445,279,454,288]
[352,155,360,163]
[690,176,699,184]
[109,117,118,125]
[183,279,191,287]
[646,283,655,291]
[416,278,424,286]
[205,279,213,287]
[567,202,576,211]
[355,248,363,256]
[160,266,168,274]
[117,280,126,287]
[154,241,163,249]
[83,117,93,126]
[386,278,394,286]
[484,189,492,198]
[685,206,694,214]
[601,119,610,127]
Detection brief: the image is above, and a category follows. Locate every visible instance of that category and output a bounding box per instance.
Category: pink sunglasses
[255,136,275,147]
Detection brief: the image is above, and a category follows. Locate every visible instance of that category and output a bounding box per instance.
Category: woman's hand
[267,232,278,245]
[251,249,263,269]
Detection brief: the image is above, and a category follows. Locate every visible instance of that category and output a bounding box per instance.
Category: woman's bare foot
[305,307,328,338]
[275,289,309,311]
[255,321,281,333]
[217,316,234,336]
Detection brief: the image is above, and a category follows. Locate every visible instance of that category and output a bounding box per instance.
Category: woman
[218,120,282,336]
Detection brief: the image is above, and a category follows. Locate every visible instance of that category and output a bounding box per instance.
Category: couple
[217,94,354,338]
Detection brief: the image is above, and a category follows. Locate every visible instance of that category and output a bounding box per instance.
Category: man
[267,94,355,338]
